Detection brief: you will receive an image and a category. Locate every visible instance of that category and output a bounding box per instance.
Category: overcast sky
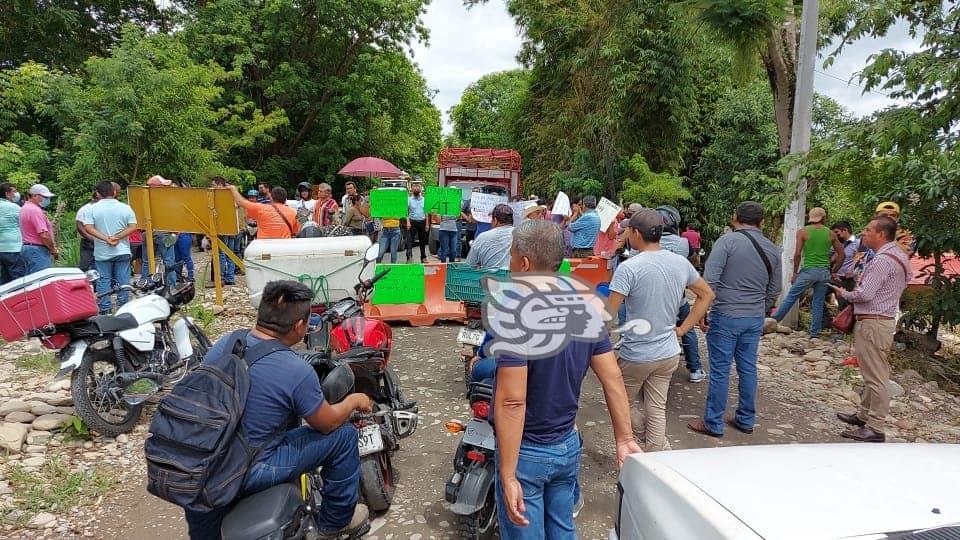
[410,0,921,133]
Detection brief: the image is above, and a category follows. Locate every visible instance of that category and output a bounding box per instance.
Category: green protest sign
[424,186,462,216]
[371,264,425,305]
[559,259,571,275]
[369,189,409,218]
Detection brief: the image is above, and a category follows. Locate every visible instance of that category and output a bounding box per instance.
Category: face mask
[39,197,51,208]
[9,192,20,203]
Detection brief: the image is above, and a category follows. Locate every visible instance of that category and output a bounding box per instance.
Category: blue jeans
[183,424,360,539]
[470,357,496,382]
[218,235,240,284]
[21,244,51,275]
[438,230,457,263]
[454,221,463,260]
[703,312,763,434]
[142,234,177,287]
[174,233,194,281]
[677,301,702,372]
[377,227,400,264]
[772,266,831,337]
[0,252,26,284]
[95,255,132,314]
[495,429,580,539]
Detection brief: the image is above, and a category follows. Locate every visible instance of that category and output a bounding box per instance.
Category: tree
[449,69,529,149]
[620,154,692,209]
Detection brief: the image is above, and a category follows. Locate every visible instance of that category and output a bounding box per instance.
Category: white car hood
[639,443,960,539]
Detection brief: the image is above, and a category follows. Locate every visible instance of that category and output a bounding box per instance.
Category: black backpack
[144,330,287,512]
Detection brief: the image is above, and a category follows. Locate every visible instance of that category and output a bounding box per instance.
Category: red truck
[429,147,522,255]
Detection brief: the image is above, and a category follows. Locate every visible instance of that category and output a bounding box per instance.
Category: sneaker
[572,495,584,519]
[688,369,705,383]
[317,504,370,539]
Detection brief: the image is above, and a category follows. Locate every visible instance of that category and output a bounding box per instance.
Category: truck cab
[429,148,522,255]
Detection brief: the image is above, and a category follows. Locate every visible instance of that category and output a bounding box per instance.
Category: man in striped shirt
[830,216,912,442]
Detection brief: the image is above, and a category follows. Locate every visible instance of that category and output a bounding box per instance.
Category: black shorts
[131,244,143,261]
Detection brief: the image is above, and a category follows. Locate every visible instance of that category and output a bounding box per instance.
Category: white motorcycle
[48,270,211,435]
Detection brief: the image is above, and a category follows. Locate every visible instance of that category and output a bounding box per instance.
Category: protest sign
[424,186,462,217]
[369,189,409,218]
[552,191,571,217]
[371,264,425,305]
[596,197,622,231]
[509,200,537,224]
[470,192,508,223]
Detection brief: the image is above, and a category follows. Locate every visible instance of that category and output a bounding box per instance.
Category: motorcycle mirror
[151,272,163,283]
[85,269,100,282]
[123,377,161,406]
[320,364,355,404]
[363,244,380,263]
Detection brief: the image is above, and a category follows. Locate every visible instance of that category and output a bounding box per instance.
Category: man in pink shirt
[19,184,58,274]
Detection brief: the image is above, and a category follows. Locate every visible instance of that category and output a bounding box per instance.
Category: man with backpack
[152,281,373,539]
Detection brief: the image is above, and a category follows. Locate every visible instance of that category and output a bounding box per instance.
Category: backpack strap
[241,337,292,368]
[735,229,773,277]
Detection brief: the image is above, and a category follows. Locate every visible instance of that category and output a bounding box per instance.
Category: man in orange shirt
[228,185,300,239]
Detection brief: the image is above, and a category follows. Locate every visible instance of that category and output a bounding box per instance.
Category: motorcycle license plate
[462,419,496,451]
[457,327,485,346]
[358,424,384,457]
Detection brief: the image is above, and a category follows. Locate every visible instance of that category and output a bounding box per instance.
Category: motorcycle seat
[220,483,302,540]
[332,347,383,361]
[89,313,139,333]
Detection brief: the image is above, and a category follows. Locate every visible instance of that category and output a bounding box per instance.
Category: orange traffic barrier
[569,256,612,289]
[364,263,465,326]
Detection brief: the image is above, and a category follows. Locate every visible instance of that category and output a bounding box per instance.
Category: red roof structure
[438,148,522,171]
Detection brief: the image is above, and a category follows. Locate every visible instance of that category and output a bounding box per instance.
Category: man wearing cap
[0,183,26,284]
[83,182,138,314]
[771,207,844,338]
[19,184,58,274]
[465,204,514,270]
[607,208,714,451]
[687,202,782,438]
[287,182,317,225]
[874,201,914,256]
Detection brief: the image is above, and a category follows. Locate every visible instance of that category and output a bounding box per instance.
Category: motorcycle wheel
[187,321,212,363]
[456,488,497,539]
[360,452,396,513]
[71,351,143,436]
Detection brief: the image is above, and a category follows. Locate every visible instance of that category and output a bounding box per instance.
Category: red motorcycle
[303,245,417,513]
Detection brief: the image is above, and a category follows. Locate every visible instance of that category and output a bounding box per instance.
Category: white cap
[28,184,55,197]
[147,175,173,187]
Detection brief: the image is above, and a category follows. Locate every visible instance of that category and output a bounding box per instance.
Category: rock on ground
[31,413,71,431]
[0,421,29,453]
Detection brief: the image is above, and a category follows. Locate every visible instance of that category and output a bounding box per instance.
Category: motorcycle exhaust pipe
[116,372,164,406]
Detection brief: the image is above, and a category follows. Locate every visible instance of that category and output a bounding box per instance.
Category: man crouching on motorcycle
[185,280,373,539]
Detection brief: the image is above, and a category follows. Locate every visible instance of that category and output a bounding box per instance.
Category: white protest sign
[509,201,538,224]
[470,192,509,223]
[596,197,622,231]
[552,191,571,217]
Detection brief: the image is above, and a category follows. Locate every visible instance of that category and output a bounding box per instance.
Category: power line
[815,69,894,99]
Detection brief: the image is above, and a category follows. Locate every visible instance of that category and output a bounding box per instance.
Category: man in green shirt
[772,207,844,338]
[0,183,26,284]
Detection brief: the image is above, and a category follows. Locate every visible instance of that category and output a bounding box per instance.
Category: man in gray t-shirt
[688,201,782,440]
[465,204,514,270]
[607,209,714,451]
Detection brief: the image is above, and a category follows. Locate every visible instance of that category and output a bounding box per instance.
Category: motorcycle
[303,244,418,513]
[47,266,211,436]
[457,302,485,388]
[444,381,497,539]
[221,363,371,540]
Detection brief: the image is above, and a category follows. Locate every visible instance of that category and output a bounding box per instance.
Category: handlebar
[369,268,391,287]
[354,268,391,294]
[96,284,136,299]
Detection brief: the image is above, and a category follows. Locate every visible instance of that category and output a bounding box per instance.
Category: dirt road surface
[93,324,855,540]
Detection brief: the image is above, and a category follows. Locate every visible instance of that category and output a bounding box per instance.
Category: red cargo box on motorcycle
[0,268,98,341]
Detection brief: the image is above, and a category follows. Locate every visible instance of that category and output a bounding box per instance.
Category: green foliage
[13,352,57,375]
[62,416,93,442]
[620,155,691,208]
[689,0,790,83]
[5,457,115,521]
[449,70,529,149]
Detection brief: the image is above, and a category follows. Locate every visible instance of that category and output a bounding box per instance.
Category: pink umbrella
[338,157,403,178]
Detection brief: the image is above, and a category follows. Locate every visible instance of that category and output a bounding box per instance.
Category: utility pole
[779,0,819,326]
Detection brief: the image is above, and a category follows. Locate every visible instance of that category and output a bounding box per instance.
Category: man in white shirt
[75,189,101,272]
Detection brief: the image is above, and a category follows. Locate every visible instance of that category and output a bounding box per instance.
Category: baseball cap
[28,184,55,197]
[624,203,643,216]
[246,189,258,197]
[807,207,826,223]
[627,208,663,240]
[875,201,900,215]
[147,175,172,187]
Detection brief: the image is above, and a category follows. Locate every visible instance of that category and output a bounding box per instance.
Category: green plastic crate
[445,263,510,303]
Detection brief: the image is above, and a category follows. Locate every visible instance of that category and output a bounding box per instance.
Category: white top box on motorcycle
[0,267,99,341]
[244,236,376,307]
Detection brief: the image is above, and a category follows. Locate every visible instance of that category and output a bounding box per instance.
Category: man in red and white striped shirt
[830,216,912,442]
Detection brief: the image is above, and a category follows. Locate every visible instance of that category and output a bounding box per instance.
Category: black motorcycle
[445,381,497,539]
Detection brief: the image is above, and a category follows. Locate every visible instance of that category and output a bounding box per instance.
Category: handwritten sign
[424,186,462,217]
[469,192,509,223]
[552,191,571,217]
[369,189,409,218]
[371,264,425,305]
[509,201,538,224]
[597,197,622,231]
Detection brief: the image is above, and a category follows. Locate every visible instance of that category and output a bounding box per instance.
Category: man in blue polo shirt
[566,195,601,258]
[493,219,640,539]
